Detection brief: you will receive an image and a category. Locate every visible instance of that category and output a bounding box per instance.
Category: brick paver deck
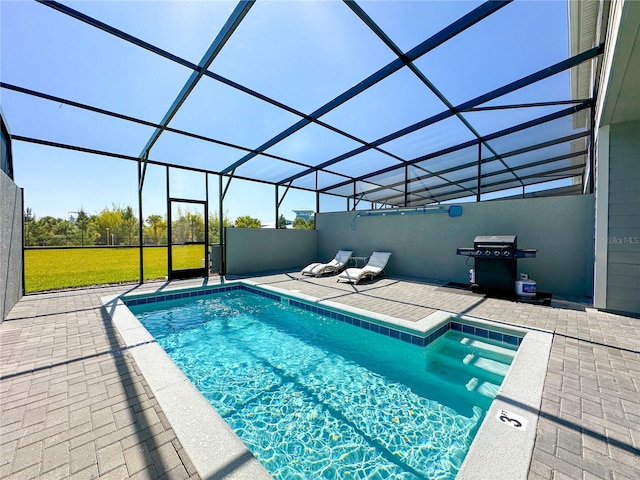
[1,273,638,479]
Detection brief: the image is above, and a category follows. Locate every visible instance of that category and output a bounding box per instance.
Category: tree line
[24,205,314,247]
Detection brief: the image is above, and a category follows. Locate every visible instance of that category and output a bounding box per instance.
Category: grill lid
[474,235,517,247]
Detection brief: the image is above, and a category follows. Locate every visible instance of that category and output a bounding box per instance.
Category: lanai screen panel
[1,0,601,207]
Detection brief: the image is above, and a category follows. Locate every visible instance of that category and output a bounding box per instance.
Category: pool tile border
[103,292,273,480]
[112,279,551,480]
[124,283,523,349]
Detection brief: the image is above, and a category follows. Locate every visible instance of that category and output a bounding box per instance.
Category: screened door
[168,199,208,280]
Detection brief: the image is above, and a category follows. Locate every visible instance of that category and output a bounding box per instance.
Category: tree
[209,211,232,244]
[146,214,166,245]
[186,211,205,242]
[278,214,288,229]
[24,208,34,246]
[292,217,314,230]
[55,220,75,245]
[94,206,123,245]
[28,216,75,245]
[75,209,90,246]
[120,206,138,245]
[234,215,261,228]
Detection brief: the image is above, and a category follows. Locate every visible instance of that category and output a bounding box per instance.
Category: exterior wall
[1,170,23,322]
[606,120,640,314]
[316,195,595,298]
[225,227,317,275]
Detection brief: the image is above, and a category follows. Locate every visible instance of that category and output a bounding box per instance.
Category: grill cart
[457,235,537,295]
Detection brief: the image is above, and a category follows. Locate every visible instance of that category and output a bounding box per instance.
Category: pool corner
[456,327,553,480]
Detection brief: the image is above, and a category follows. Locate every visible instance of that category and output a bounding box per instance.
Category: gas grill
[457,235,537,294]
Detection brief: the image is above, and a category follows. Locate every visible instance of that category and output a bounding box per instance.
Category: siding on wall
[607,121,640,314]
[1,170,23,322]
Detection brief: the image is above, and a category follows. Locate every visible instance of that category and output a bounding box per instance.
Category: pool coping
[101,280,552,480]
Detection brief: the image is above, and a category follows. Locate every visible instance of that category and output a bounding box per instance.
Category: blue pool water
[128,288,518,479]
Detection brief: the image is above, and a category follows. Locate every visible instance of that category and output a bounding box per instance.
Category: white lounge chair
[337,251,391,284]
[301,250,353,277]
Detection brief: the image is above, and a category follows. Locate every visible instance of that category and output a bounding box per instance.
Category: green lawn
[25,245,205,293]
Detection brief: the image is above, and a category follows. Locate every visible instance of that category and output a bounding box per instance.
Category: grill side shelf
[457,248,537,258]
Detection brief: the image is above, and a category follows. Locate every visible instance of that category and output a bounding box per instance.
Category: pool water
[129,289,517,479]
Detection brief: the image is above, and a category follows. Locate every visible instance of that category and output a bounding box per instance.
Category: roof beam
[0,82,325,174]
[358,150,576,204]
[358,132,589,199]
[345,0,522,187]
[38,0,198,70]
[376,164,585,205]
[137,0,254,190]
[319,101,592,194]
[221,0,511,175]
[38,1,404,170]
[281,44,603,187]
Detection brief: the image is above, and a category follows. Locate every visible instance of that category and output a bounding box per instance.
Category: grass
[24,245,205,293]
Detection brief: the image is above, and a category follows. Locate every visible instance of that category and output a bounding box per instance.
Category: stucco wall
[316,195,595,298]
[1,170,23,322]
[225,227,317,275]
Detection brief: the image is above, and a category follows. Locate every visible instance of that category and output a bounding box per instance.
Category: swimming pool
[125,284,520,479]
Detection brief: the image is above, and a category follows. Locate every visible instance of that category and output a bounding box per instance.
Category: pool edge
[456,327,552,480]
[100,293,273,480]
[105,281,552,480]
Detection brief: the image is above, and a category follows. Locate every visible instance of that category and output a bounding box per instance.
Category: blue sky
[1,0,575,223]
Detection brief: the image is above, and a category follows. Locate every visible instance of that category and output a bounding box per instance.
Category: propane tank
[469,268,475,284]
[515,273,536,298]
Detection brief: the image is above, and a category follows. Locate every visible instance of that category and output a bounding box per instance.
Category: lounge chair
[337,251,391,284]
[301,250,353,277]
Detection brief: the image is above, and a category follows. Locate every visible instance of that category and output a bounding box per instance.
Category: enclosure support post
[205,173,209,273]
[352,181,356,211]
[137,156,145,284]
[315,171,320,217]
[404,165,408,207]
[219,175,225,276]
[275,186,279,229]
[219,173,234,276]
[476,143,482,202]
[275,182,292,228]
[166,166,172,275]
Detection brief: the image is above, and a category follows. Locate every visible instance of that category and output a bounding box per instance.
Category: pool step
[421,332,518,410]
[427,355,508,384]
[427,338,514,385]
[464,376,500,399]
[419,367,499,412]
[444,331,518,364]
[425,355,503,396]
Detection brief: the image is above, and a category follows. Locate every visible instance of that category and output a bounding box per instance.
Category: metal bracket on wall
[350,205,462,230]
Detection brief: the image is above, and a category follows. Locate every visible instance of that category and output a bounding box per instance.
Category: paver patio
[1,273,638,479]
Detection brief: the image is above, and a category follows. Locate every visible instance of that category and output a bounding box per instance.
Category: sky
[1,0,576,223]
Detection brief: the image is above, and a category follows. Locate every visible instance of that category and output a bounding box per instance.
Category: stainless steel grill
[457,235,537,293]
